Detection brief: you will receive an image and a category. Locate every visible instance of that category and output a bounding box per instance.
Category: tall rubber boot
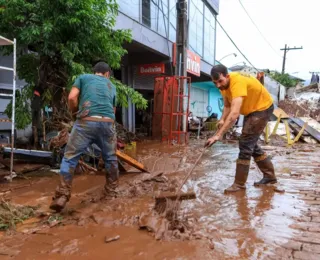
[224,159,250,193]
[104,160,119,198]
[254,155,277,186]
[50,176,72,212]
[104,178,119,198]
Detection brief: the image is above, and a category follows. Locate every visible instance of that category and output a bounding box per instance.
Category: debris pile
[279,99,320,122]
[0,200,38,230]
[115,122,139,143]
[138,209,195,241]
[280,83,320,122]
[48,128,69,150]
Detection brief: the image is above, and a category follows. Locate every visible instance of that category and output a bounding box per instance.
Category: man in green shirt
[50,62,118,212]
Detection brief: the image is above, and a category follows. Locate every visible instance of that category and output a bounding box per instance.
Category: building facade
[0,0,220,135]
[115,0,220,132]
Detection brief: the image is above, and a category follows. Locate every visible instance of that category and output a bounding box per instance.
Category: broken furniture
[265,106,320,145]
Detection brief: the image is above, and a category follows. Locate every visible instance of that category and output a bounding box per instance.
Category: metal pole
[175,0,188,133]
[178,53,182,76]
[10,38,17,179]
[176,53,182,128]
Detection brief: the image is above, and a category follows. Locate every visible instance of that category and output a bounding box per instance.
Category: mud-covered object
[49,128,70,150]
[225,162,249,193]
[254,156,277,185]
[50,175,73,212]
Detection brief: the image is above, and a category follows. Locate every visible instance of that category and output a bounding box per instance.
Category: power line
[238,0,282,58]
[216,18,260,71]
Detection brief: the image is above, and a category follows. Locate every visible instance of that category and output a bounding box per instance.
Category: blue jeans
[60,120,118,184]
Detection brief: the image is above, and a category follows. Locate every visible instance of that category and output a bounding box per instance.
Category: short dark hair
[210,64,228,80]
[93,62,111,74]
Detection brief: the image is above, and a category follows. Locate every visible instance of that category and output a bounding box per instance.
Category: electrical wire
[238,0,282,58]
[216,17,260,71]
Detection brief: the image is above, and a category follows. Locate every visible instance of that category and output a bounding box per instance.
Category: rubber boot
[50,176,72,212]
[224,160,250,193]
[104,178,119,198]
[254,155,277,186]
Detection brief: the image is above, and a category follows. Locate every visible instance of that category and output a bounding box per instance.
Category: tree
[0,0,147,131]
[269,71,299,88]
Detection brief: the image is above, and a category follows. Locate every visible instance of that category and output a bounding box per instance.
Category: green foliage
[111,77,148,110]
[0,0,147,129]
[5,86,33,129]
[269,71,298,88]
[0,201,38,230]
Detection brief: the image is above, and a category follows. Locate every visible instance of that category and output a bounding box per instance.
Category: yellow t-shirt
[220,72,273,116]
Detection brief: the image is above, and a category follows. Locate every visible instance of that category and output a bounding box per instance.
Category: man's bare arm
[220,96,231,121]
[68,87,80,115]
[216,97,243,137]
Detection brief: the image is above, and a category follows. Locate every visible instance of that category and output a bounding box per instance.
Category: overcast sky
[216,0,319,81]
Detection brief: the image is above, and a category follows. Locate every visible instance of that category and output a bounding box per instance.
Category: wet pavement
[0,140,320,259]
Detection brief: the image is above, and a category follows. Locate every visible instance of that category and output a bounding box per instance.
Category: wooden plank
[0,159,45,174]
[271,113,282,136]
[290,118,320,143]
[78,160,97,172]
[295,83,318,93]
[265,122,270,144]
[292,122,308,144]
[288,120,309,136]
[116,150,149,173]
[283,120,293,145]
[273,107,289,119]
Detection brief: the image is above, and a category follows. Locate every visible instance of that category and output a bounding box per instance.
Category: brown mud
[0,140,320,259]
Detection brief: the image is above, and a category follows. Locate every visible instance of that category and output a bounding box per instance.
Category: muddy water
[0,141,319,259]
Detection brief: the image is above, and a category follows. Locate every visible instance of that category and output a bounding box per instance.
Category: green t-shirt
[73,74,116,119]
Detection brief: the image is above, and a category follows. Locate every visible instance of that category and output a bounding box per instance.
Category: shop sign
[173,43,201,77]
[138,63,165,75]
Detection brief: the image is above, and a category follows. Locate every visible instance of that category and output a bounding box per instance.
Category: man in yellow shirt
[205,64,277,193]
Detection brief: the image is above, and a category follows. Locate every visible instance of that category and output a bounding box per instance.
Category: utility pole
[175,0,188,76]
[280,44,303,74]
[175,0,188,132]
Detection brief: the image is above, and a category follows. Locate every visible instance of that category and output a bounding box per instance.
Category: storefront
[191,81,223,119]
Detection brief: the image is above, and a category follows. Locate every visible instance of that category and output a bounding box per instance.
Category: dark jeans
[60,120,118,183]
[238,105,274,161]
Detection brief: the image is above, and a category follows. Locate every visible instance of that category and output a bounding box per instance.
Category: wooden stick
[174,151,222,204]
[105,235,120,243]
[78,160,97,172]
[176,149,206,193]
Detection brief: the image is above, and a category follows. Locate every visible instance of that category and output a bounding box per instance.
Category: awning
[0,36,14,46]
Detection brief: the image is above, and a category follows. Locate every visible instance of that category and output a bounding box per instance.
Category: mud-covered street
[1,140,320,259]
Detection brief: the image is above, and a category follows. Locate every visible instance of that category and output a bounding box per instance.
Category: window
[118,0,140,21]
[157,0,169,37]
[142,0,157,30]
[204,6,216,65]
[169,0,176,42]
[189,0,204,56]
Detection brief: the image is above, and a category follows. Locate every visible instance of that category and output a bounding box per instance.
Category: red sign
[138,63,165,75]
[172,43,201,77]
